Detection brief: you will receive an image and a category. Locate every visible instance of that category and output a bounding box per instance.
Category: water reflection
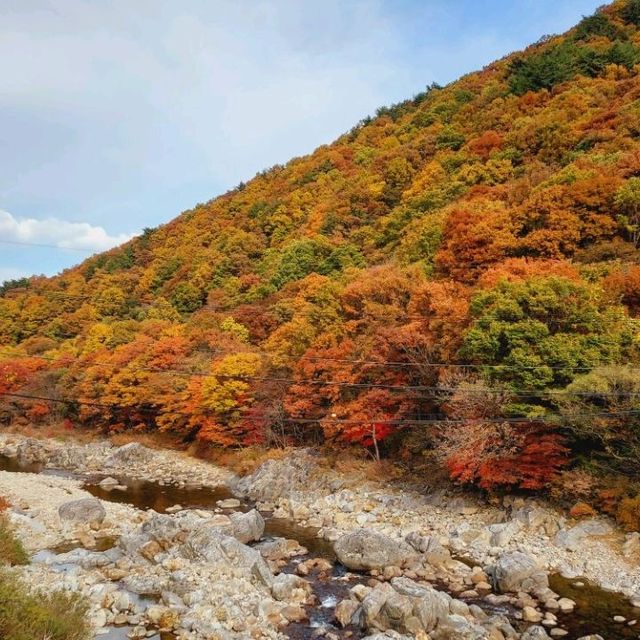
[86,478,234,514]
[549,574,639,639]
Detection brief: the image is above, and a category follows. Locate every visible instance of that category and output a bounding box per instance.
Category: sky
[1,0,604,284]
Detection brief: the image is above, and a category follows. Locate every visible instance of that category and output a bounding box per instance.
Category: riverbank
[0,432,638,640]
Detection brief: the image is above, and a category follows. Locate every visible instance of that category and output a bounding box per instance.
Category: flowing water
[1,454,638,639]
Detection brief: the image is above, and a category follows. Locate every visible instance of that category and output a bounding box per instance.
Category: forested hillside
[2,1,640,524]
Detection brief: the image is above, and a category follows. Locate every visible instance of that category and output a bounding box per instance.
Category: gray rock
[141,513,185,548]
[491,551,548,593]
[488,520,522,547]
[183,526,273,587]
[521,626,552,640]
[334,530,419,571]
[48,446,88,469]
[217,498,241,509]
[335,598,360,627]
[229,509,265,544]
[513,505,560,536]
[58,497,106,525]
[16,438,48,464]
[430,614,487,640]
[271,573,311,602]
[405,532,451,566]
[99,476,119,489]
[392,578,451,632]
[105,442,153,466]
[360,582,395,628]
[554,519,613,551]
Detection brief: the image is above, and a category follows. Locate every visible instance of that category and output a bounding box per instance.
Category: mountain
[2,1,640,521]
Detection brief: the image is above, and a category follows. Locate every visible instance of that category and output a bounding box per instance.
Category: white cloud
[0,210,136,252]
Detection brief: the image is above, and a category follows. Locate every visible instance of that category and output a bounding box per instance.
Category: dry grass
[194,444,290,475]
[0,569,90,640]
[108,429,183,450]
[0,515,29,566]
[0,505,90,640]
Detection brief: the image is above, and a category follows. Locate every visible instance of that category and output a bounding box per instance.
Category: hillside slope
[2,1,640,516]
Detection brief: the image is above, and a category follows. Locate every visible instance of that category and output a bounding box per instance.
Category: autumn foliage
[1,1,640,495]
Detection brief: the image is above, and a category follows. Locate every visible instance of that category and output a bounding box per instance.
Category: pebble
[522,606,542,622]
[216,498,241,509]
[613,615,626,623]
[558,597,575,612]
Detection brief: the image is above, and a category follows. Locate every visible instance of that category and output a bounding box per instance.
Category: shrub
[620,0,640,26]
[0,568,90,640]
[0,516,29,566]
[556,366,640,475]
[616,493,640,531]
[0,514,89,640]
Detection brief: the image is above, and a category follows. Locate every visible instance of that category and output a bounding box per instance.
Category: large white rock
[334,530,419,571]
[492,551,548,593]
[58,497,106,525]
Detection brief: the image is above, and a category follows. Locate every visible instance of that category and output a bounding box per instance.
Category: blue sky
[1,0,604,284]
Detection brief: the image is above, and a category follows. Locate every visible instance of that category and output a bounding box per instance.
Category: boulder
[405,532,451,566]
[344,576,514,638]
[334,530,419,571]
[15,438,47,464]
[217,498,241,509]
[391,577,451,632]
[229,509,265,544]
[105,442,153,466]
[336,598,360,627]
[255,537,307,566]
[234,451,323,502]
[58,497,106,525]
[99,476,119,489]
[141,513,185,548]
[48,446,88,469]
[513,505,560,536]
[430,614,488,640]
[488,520,522,547]
[554,519,613,551]
[491,551,548,593]
[182,526,273,587]
[270,573,311,602]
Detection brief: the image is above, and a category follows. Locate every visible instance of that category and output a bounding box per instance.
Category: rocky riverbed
[0,433,638,640]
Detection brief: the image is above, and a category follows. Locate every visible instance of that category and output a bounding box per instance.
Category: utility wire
[2,390,639,425]
[0,239,96,252]
[1,350,639,398]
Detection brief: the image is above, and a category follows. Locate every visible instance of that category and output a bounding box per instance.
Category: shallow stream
[1,454,638,639]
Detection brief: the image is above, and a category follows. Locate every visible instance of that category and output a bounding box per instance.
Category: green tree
[460,277,639,392]
[170,282,203,313]
[556,366,640,474]
[615,177,640,248]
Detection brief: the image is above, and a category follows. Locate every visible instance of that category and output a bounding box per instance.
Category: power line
[0,239,96,252]
[1,350,640,398]
[2,390,639,426]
